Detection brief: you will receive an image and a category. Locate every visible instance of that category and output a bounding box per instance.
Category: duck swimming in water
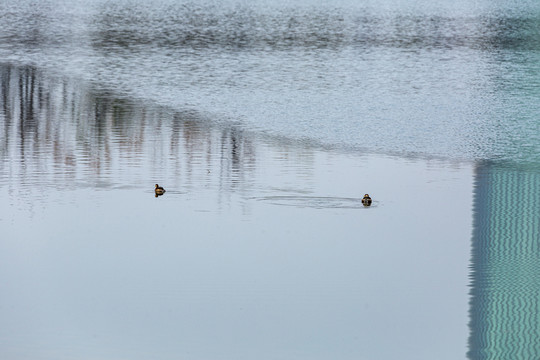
[155,184,166,196]
[362,194,372,206]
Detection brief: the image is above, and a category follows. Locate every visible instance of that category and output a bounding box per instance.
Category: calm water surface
[0,0,539,359]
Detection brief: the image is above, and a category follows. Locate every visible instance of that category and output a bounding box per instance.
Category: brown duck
[362,194,372,206]
[155,184,166,196]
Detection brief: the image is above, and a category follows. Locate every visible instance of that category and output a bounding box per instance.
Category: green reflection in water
[469,162,540,359]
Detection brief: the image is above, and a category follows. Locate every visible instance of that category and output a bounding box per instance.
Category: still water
[0,0,539,359]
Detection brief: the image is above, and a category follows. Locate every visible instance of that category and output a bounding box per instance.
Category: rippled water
[1,0,540,161]
[1,0,540,359]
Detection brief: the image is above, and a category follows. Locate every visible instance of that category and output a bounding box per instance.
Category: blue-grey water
[0,0,539,359]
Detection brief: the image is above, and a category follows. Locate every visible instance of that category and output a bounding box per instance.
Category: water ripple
[254,195,376,209]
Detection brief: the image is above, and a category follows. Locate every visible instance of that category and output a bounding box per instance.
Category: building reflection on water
[468,162,540,359]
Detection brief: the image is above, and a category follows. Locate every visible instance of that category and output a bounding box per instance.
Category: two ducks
[155,184,373,206]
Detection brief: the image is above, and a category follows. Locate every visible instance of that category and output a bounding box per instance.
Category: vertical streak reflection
[0,63,316,210]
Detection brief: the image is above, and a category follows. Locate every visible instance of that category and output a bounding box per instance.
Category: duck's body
[362,194,372,206]
[155,184,166,196]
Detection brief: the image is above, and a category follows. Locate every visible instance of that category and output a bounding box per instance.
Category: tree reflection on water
[0,63,261,197]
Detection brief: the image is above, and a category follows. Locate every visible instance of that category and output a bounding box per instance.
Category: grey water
[0,0,540,359]
[2,0,540,162]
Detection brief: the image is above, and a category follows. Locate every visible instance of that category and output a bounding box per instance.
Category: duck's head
[363,194,370,198]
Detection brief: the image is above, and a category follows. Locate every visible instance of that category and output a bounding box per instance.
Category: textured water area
[1,0,540,359]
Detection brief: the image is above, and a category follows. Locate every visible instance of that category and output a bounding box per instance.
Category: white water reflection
[0,63,472,360]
